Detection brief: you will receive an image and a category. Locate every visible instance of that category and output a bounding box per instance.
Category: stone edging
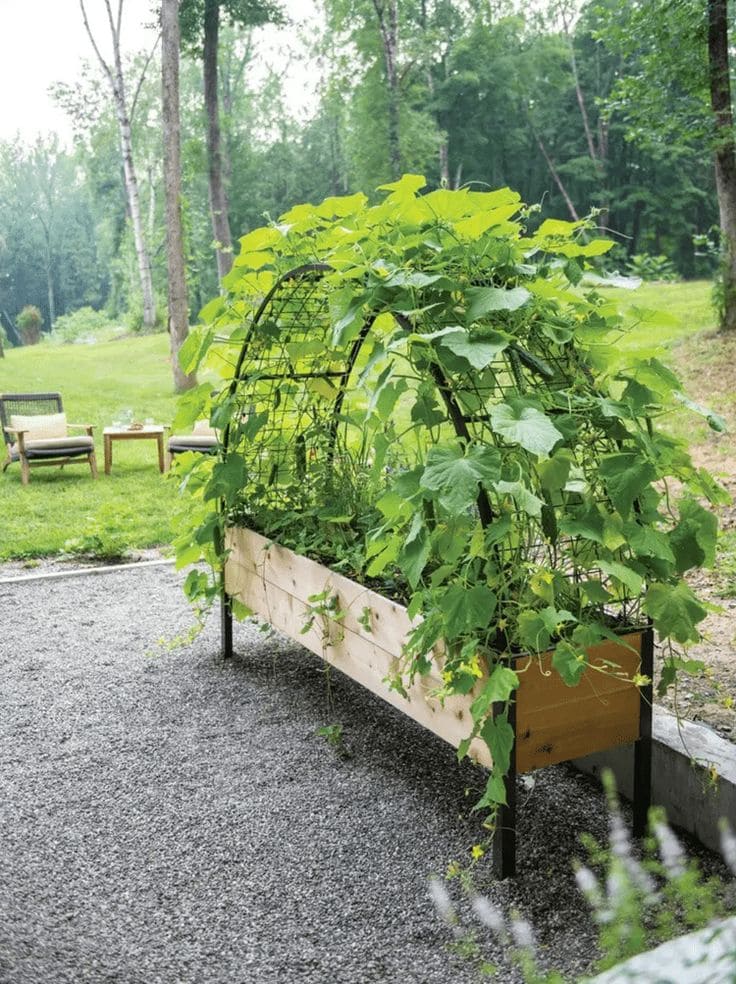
[575,708,736,854]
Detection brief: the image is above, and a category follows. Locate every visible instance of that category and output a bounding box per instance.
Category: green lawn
[0,333,185,560]
[0,282,719,561]
[599,279,716,349]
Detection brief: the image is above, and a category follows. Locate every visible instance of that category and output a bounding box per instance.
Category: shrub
[51,306,118,344]
[625,253,677,282]
[16,305,43,345]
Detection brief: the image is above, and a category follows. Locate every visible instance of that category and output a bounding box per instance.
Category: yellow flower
[471,844,485,860]
[632,673,652,688]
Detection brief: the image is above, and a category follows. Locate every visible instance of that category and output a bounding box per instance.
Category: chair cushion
[10,411,68,439]
[193,420,217,437]
[12,436,94,460]
[168,434,218,449]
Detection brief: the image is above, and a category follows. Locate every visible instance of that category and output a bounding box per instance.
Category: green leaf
[559,503,605,544]
[540,320,574,344]
[329,287,366,347]
[554,239,615,257]
[471,666,519,720]
[537,218,584,237]
[625,522,676,564]
[466,286,531,321]
[537,449,573,492]
[420,445,502,512]
[493,480,544,518]
[598,453,657,518]
[399,516,430,588]
[474,771,508,809]
[490,399,563,456]
[643,582,708,644]
[668,498,718,572]
[552,640,587,686]
[597,560,644,596]
[377,173,426,195]
[204,453,247,505]
[238,226,282,252]
[454,203,520,239]
[178,325,214,375]
[439,583,497,637]
[436,327,511,370]
[315,192,368,217]
[480,713,515,774]
[410,387,446,428]
[517,611,550,653]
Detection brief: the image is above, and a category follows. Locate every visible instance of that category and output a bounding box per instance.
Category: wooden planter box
[222,526,653,876]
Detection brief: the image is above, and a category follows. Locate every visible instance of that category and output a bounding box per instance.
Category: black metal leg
[492,699,517,878]
[221,591,233,660]
[633,626,654,836]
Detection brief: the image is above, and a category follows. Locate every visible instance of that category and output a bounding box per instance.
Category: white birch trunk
[79,0,156,330]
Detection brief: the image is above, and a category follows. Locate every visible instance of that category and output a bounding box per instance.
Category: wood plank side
[515,636,642,771]
[225,527,643,776]
[225,527,414,655]
[226,553,491,768]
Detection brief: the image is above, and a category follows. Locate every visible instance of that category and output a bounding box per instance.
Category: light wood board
[225,527,642,774]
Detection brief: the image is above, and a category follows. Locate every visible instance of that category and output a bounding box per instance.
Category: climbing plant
[173,174,725,814]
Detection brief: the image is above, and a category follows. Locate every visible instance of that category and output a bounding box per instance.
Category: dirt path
[656,333,736,740]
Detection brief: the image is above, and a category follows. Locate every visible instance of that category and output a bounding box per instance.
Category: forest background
[0,0,722,341]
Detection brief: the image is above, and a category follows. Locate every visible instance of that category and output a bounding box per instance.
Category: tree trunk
[373,0,402,177]
[79,0,156,330]
[45,247,55,329]
[708,0,736,331]
[204,0,234,283]
[116,94,157,329]
[531,126,580,221]
[161,0,197,392]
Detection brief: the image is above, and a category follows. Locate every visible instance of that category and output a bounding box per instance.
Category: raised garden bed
[175,177,721,878]
[223,525,653,876]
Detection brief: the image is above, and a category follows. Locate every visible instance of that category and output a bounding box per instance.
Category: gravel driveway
[0,562,721,983]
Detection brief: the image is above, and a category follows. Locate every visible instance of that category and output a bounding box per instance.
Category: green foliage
[625,253,678,282]
[51,306,119,344]
[175,178,722,817]
[577,773,733,974]
[16,304,43,344]
[431,772,736,983]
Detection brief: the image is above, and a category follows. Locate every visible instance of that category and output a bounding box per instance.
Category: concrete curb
[575,708,736,853]
[0,557,174,586]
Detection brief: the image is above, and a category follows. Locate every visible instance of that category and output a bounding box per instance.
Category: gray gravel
[0,564,724,983]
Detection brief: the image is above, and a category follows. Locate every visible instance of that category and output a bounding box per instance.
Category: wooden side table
[103,426,167,475]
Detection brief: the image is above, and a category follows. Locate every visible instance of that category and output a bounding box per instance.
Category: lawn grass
[0,332,185,560]
[598,279,716,350]
[0,281,723,561]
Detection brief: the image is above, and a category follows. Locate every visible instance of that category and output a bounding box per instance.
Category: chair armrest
[4,427,27,453]
[68,423,95,436]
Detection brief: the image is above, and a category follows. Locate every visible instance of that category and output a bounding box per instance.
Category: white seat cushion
[10,411,68,439]
[168,434,218,447]
[24,436,93,451]
[193,420,217,437]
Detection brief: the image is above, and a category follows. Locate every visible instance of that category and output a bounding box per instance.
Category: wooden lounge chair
[166,419,218,469]
[0,392,97,485]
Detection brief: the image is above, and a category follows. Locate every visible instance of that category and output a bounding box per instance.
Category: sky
[0,0,316,144]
